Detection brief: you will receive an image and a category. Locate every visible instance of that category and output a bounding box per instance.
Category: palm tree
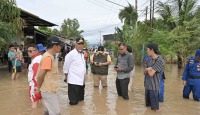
[157,0,198,28]
[119,3,138,25]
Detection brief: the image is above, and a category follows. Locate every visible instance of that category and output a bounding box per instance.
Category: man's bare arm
[37,69,47,89]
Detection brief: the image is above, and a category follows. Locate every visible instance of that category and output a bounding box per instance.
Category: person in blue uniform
[144,55,165,102]
[182,49,200,101]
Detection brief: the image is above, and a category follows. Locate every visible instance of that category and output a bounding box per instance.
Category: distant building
[103,34,115,43]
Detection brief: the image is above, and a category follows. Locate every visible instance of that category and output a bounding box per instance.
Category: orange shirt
[84,52,88,61]
[41,57,52,71]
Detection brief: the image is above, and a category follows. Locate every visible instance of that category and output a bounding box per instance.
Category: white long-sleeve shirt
[63,49,86,86]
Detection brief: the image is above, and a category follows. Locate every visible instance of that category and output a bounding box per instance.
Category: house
[103,34,115,43]
[103,34,121,44]
[13,9,57,46]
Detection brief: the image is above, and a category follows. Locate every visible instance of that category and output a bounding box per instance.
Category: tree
[167,18,200,66]
[0,0,23,46]
[156,0,199,68]
[61,18,83,39]
[37,26,53,37]
[84,39,89,48]
[103,40,113,49]
[52,28,60,36]
[119,3,138,25]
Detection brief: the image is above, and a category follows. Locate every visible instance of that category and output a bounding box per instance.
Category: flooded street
[0,63,200,115]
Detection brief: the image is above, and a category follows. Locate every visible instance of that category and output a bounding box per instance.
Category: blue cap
[195,49,200,57]
[37,44,46,52]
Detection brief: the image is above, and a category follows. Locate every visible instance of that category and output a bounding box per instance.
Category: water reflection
[0,64,200,115]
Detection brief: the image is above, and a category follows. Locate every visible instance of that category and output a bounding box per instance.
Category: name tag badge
[190,60,194,64]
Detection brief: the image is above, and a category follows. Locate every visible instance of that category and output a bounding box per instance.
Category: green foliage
[37,26,53,37]
[119,3,138,25]
[112,0,200,67]
[0,0,22,46]
[61,18,83,39]
[112,44,119,57]
[103,40,113,49]
[37,27,60,37]
[52,28,60,36]
[84,39,89,48]
[167,18,200,64]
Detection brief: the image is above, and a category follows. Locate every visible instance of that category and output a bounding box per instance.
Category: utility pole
[145,6,148,27]
[135,0,138,28]
[152,0,154,28]
[99,30,103,46]
[150,0,152,27]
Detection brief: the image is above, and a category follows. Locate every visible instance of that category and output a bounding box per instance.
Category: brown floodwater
[0,63,200,115]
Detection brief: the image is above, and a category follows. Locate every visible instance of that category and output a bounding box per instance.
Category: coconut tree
[118,3,138,26]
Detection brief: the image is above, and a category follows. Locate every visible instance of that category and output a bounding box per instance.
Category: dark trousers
[116,78,130,100]
[183,85,200,101]
[68,84,85,105]
[145,89,159,110]
[8,60,12,72]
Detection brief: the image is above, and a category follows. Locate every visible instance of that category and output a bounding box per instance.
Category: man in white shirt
[63,38,86,105]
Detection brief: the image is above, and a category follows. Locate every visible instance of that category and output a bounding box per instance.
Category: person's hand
[115,67,122,72]
[34,87,40,94]
[145,67,151,72]
[98,63,102,67]
[64,77,67,83]
[94,62,99,66]
[183,80,187,86]
[16,51,20,55]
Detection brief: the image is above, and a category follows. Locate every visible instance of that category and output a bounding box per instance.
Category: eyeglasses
[28,50,36,53]
[119,48,124,51]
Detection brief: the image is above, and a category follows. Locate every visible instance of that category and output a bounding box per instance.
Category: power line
[84,23,123,33]
[138,0,149,10]
[87,0,117,13]
[79,19,119,23]
[78,13,110,20]
[102,0,117,29]
[92,0,119,10]
[106,0,125,7]
[106,0,122,27]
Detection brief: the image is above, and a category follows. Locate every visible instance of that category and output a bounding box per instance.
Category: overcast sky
[16,0,199,44]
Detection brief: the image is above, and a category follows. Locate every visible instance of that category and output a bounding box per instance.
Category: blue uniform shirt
[182,57,200,86]
[8,52,21,67]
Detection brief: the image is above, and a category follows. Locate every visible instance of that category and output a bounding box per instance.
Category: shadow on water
[0,63,200,115]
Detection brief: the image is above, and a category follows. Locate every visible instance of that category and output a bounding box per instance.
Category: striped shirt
[145,56,164,91]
